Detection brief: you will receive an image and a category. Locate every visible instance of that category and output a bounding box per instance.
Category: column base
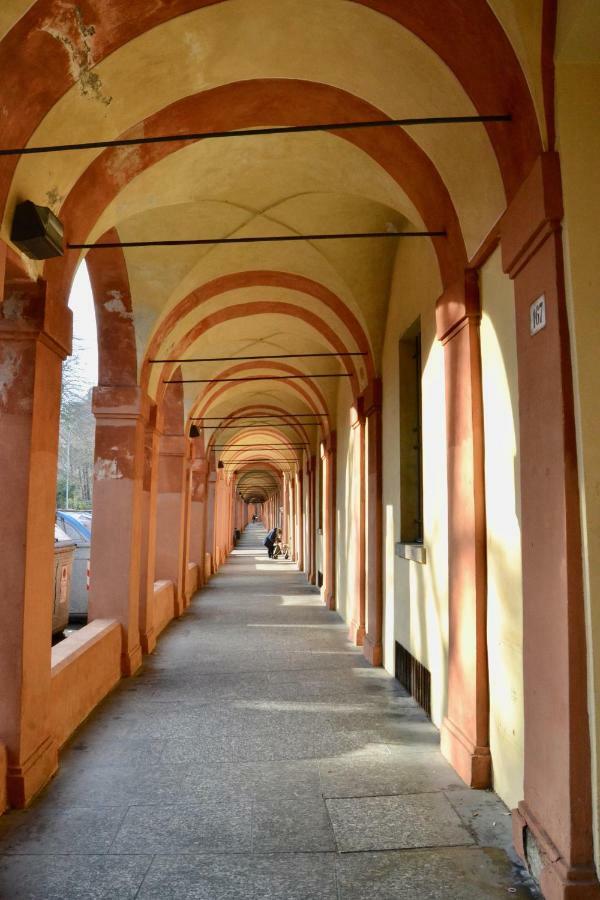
[140,627,156,655]
[440,716,491,788]
[349,620,365,646]
[363,634,383,666]
[324,590,335,611]
[6,735,58,808]
[121,644,142,677]
[513,804,600,900]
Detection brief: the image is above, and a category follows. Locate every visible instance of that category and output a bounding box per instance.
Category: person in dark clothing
[264,527,277,558]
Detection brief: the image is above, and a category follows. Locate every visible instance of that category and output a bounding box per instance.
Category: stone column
[322,433,337,610]
[296,470,304,570]
[349,403,365,645]
[189,458,208,583]
[139,402,159,654]
[89,386,145,676]
[282,475,289,544]
[205,468,216,574]
[501,153,600,899]
[307,456,317,584]
[363,381,383,666]
[155,432,189,616]
[0,274,70,806]
[436,271,490,789]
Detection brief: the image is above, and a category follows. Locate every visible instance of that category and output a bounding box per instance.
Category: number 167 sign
[530,295,546,336]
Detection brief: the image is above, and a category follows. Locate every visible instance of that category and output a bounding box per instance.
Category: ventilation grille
[395,641,431,718]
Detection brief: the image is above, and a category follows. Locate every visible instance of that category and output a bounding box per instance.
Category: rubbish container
[53,525,76,636]
[56,511,91,623]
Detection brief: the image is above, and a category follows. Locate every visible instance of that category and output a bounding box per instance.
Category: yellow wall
[480,247,524,809]
[380,239,449,727]
[555,4,600,863]
[334,379,355,626]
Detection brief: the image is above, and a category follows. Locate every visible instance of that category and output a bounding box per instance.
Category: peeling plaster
[0,346,22,407]
[104,290,133,319]
[94,458,122,480]
[1,292,25,320]
[40,5,112,106]
[46,186,64,210]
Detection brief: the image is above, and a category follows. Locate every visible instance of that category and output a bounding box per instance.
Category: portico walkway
[0,525,536,898]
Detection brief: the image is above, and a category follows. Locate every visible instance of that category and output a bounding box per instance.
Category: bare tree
[57,341,95,510]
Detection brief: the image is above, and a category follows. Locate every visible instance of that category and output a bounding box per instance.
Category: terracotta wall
[186,562,199,599]
[555,17,600,869]
[50,620,121,749]
[153,580,176,638]
[0,745,6,815]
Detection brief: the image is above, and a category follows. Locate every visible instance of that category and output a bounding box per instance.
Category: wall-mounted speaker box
[11,200,64,259]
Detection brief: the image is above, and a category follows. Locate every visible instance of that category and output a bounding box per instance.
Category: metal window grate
[395,641,431,718]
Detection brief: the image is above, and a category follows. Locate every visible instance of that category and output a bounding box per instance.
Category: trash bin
[56,511,91,623]
[53,525,76,636]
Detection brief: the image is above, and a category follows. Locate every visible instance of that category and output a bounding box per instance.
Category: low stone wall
[186,562,199,598]
[0,743,7,815]
[154,579,175,637]
[50,619,121,749]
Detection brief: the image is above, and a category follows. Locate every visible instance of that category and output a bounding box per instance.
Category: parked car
[56,511,92,623]
[53,525,76,636]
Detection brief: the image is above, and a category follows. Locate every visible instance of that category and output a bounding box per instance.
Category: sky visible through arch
[68,261,98,393]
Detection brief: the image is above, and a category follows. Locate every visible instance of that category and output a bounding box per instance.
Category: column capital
[500,152,563,279]
[0,279,72,359]
[361,379,382,417]
[92,385,150,421]
[435,270,480,344]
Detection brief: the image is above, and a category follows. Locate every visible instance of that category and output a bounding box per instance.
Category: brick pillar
[436,271,490,789]
[296,470,304,570]
[139,402,159,654]
[501,153,600,900]
[89,386,145,676]
[306,457,316,584]
[349,402,366,645]
[363,381,383,666]
[0,274,70,806]
[322,433,337,610]
[189,458,208,584]
[205,468,216,573]
[155,433,189,616]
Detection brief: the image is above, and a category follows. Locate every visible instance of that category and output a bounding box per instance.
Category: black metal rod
[150,351,366,363]
[211,423,321,429]
[192,413,328,419]
[213,444,307,449]
[165,373,350,383]
[1,115,511,158]
[219,459,299,463]
[70,230,443,250]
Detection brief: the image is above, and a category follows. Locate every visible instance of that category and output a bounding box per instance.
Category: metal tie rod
[70,231,443,250]
[165,373,351,383]
[0,115,511,157]
[192,413,328,419]
[150,351,366,363]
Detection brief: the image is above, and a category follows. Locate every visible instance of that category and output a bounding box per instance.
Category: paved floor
[0,524,539,898]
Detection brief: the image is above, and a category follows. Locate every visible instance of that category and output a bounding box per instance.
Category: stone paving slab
[326,793,475,852]
[252,799,336,852]
[335,847,537,899]
[0,854,152,900]
[0,806,127,855]
[111,801,253,854]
